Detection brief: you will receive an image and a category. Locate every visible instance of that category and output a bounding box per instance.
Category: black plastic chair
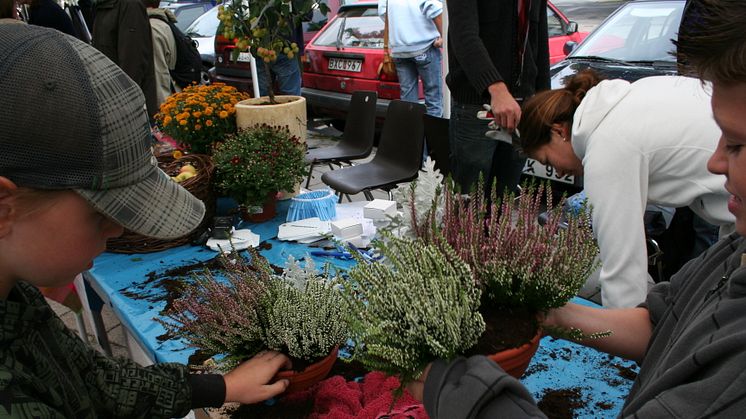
[423,114,451,178]
[321,100,425,201]
[305,91,377,188]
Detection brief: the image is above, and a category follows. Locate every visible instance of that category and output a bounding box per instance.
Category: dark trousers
[449,100,525,196]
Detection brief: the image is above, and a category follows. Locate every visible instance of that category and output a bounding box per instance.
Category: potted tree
[218,0,329,145]
[212,124,307,221]
[160,249,348,393]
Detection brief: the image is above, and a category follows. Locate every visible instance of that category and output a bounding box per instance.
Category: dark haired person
[0,0,17,19]
[408,0,746,417]
[446,0,550,197]
[22,0,75,36]
[92,0,158,118]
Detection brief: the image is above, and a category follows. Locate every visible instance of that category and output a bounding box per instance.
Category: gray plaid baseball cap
[0,24,205,239]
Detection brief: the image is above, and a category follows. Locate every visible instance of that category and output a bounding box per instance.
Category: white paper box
[363,199,397,219]
[331,218,364,239]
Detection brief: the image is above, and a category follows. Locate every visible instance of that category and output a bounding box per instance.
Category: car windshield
[570,1,685,62]
[185,5,218,38]
[312,6,384,49]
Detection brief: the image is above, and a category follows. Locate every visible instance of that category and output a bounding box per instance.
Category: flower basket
[106,153,216,253]
[276,346,339,393]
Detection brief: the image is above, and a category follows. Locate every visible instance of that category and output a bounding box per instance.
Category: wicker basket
[106,153,216,254]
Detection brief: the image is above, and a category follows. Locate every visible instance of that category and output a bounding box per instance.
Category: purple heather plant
[159,251,270,365]
[159,248,347,369]
[412,179,598,312]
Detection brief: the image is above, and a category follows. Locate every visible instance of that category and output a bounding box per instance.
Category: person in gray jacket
[407,1,746,417]
[92,0,158,118]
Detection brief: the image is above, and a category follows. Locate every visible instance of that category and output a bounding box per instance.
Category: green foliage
[159,249,346,369]
[212,124,306,208]
[337,235,485,385]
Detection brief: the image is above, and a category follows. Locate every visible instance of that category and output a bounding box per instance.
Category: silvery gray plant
[338,235,485,385]
[388,157,445,239]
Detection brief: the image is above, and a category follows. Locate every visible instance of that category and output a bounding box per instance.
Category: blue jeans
[256,53,301,96]
[393,45,443,117]
[449,101,525,195]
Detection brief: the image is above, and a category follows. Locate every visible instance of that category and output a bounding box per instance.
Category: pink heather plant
[159,252,269,364]
[412,179,598,312]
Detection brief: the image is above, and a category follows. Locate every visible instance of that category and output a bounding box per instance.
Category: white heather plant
[261,261,347,361]
[338,235,484,385]
[160,250,347,369]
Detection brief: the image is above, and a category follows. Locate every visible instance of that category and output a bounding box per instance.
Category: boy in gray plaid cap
[0,24,291,417]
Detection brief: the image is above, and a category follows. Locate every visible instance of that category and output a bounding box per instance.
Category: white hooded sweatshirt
[572,75,733,308]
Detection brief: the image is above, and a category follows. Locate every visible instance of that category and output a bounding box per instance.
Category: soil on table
[537,387,586,419]
[122,242,281,343]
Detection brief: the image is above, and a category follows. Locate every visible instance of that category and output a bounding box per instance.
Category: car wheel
[200,64,211,85]
[330,119,346,131]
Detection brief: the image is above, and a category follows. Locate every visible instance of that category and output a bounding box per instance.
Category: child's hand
[223,351,292,404]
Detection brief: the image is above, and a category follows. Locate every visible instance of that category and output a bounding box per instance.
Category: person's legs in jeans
[256,53,301,97]
[414,46,442,117]
[449,101,498,193]
[394,56,419,104]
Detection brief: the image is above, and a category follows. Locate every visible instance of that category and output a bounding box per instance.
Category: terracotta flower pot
[487,330,541,378]
[240,193,278,223]
[276,346,339,393]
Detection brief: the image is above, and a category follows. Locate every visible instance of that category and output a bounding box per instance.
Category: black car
[524,0,685,187]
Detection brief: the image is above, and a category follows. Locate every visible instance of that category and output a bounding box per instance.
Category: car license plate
[523,158,575,184]
[328,57,362,72]
[237,52,252,62]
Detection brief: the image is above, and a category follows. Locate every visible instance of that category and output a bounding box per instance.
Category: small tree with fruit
[218,0,329,104]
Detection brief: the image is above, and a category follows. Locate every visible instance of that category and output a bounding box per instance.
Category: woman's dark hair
[676,0,746,84]
[517,69,604,154]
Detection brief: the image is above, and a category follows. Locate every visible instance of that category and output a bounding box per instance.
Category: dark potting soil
[537,387,586,419]
[465,305,539,356]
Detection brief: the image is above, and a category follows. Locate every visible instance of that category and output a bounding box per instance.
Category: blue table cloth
[86,201,637,417]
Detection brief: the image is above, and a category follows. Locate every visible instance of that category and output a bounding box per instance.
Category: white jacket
[572,75,733,308]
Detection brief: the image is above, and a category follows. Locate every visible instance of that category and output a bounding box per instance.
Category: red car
[302,1,588,128]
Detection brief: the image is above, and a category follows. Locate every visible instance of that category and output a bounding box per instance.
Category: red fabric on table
[38,283,82,312]
[308,371,428,419]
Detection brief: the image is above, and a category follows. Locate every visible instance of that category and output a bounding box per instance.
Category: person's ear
[0,177,18,238]
[551,122,571,142]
